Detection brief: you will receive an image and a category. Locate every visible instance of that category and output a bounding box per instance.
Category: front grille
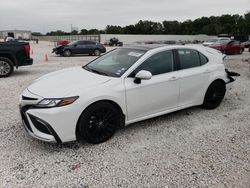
[28,114,52,135]
[20,105,33,132]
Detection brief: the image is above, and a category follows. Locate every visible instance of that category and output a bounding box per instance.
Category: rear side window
[177,49,200,69]
[199,52,208,65]
[133,50,173,76]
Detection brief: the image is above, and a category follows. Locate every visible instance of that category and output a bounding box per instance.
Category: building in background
[0,30,31,40]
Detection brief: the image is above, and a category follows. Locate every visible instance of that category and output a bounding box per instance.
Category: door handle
[169,76,178,81]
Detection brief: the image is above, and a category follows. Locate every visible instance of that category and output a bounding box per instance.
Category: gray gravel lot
[0,42,249,187]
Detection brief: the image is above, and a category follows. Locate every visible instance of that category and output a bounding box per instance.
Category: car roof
[122,44,206,52]
[122,44,165,51]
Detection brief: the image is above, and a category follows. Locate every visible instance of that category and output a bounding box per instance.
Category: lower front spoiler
[20,108,62,143]
[225,69,240,83]
[22,119,57,143]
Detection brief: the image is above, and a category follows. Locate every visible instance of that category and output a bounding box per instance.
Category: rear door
[175,49,210,107]
[85,41,96,54]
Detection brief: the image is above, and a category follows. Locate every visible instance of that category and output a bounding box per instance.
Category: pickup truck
[0,41,33,77]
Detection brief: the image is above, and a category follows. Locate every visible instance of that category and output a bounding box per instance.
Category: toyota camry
[19,45,239,144]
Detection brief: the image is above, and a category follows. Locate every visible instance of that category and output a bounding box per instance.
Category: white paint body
[19,45,230,143]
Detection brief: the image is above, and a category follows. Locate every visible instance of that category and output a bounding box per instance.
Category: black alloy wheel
[202,81,226,109]
[78,102,121,144]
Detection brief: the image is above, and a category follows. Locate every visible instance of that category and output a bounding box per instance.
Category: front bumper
[19,89,79,143]
[20,105,61,143]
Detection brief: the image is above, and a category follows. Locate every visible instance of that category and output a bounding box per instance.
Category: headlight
[35,96,79,108]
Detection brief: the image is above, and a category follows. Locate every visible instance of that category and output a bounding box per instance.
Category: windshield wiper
[83,66,108,76]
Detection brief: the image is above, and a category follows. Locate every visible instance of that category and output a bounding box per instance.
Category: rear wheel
[77,102,121,144]
[63,50,71,57]
[202,80,226,109]
[94,49,101,56]
[0,57,14,78]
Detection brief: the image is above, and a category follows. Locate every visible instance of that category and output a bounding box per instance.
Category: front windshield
[84,48,146,77]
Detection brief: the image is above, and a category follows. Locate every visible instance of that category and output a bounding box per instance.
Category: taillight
[24,44,30,56]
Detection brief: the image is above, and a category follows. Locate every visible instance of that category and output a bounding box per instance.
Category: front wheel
[202,81,226,109]
[63,50,71,57]
[77,102,121,144]
[0,57,14,78]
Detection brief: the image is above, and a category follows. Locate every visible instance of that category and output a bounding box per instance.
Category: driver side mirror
[134,70,152,84]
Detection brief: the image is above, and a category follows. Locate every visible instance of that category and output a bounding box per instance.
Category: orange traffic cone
[45,54,48,62]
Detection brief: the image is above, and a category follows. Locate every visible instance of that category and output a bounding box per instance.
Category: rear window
[177,49,208,69]
[199,52,208,65]
[178,49,200,69]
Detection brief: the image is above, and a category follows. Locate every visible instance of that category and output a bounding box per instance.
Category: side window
[86,41,96,45]
[133,50,174,76]
[78,41,86,45]
[199,52,208,65]
[177,49,201,70]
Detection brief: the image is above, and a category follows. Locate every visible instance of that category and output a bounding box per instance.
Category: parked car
[19,45,239,144]
[0,41,33,77]
[242,40,250,48]
[52,40,106,56]
[104,37,123,46]
[209,40,244,55]
[203,37,230,46]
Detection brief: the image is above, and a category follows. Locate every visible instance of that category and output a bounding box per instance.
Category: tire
[0,57,14,78]
[202,80,226,109]
[77,101,121,144]
[94,49,101,56]
[63,50,71,57]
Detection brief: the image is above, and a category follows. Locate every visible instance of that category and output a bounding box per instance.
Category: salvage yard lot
[0,41,249,187]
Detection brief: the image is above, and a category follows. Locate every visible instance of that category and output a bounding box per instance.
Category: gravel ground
[0,42,249,187]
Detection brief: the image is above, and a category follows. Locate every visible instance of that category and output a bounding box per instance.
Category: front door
[125,50,180,121]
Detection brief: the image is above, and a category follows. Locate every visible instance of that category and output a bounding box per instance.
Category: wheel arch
[75,99,125,141]
[0,52,17,68]
[203,77,225,97]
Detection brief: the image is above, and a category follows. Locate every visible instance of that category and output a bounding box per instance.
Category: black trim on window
[198,52,209,65]
[172,49,180,71]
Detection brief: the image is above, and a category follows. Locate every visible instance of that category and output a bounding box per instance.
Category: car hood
[53,45,64,50]
[28,67,111,98]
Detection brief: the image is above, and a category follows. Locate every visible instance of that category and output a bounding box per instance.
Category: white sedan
[19,45,239,144]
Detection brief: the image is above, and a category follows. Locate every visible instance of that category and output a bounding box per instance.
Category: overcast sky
[0,0,249,33]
